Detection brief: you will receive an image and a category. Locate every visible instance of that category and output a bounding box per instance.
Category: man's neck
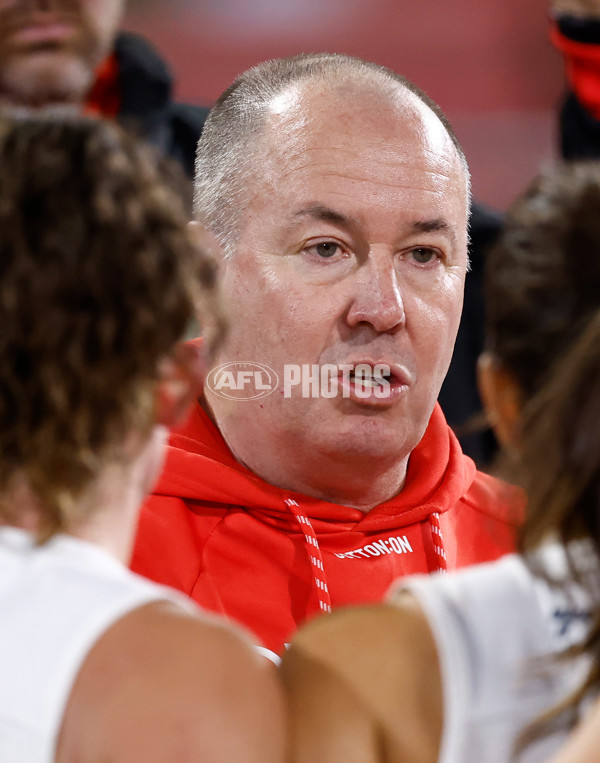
[224,434,409,511]
[279,465,409,512]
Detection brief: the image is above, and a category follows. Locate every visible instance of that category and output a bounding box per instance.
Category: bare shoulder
[281,596,442,763]
[284,593,439,695]
[57,600,286,763]
[549,697,600,763]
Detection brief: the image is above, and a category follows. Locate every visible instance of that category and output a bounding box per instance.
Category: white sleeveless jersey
[404,547,597,763]
[0,527,183,763]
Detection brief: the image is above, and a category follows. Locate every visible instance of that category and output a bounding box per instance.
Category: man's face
[206,84,469,486]
[0,0,124,107]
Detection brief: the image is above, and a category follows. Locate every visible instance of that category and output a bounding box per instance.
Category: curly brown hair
[0,115,219,540]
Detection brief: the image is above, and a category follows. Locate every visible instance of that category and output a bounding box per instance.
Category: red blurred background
[124,0,564,211]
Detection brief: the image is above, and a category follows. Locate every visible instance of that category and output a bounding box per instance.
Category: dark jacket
[556,14,600,162]
[439,202,502,466]
[113,32,210,178]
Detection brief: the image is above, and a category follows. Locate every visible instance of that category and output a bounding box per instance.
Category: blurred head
[515,309,600,553]
[471,164,600,744]
[485,306,600,748]
[513,307,600,748]
[194,54,470,505]
[479,162,600,448]
[0,0,124,108]
[0,115,220,539]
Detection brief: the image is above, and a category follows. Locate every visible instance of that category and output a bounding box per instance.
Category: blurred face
[205,83,469,499]
[0,0,124,107]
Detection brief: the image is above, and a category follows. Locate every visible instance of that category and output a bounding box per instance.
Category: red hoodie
[131,402,522,656]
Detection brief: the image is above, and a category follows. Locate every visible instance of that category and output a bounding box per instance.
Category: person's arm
[549,696,600,762]
[280,595,442,763]
[56,600,286,763]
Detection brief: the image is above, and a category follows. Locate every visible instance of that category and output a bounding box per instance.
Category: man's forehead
[244,78,469,231]
[266,79,416,135]
[263,80,462,176]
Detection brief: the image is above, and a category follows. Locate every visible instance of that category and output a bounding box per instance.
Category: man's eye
[410,247,438,264]
[308,242,342,259]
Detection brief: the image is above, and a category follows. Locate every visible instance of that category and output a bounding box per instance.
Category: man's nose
[345,249,405,333]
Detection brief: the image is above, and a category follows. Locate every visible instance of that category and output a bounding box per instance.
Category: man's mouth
[337,362,410,403]
[11,21,76,46]
[0,11,80,51]
[347,369,390,388]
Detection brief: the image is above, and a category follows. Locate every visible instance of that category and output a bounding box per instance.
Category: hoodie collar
[154,400,475,533]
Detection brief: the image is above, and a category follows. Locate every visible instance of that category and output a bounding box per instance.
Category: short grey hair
[193,52,470,259]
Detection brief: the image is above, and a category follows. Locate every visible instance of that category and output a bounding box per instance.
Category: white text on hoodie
[334,536,413,559]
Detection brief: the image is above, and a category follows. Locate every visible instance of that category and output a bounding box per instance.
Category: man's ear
[188,221,225,266]
[155,341,206,428]
[477,352,523,450]
[186,220,228,356]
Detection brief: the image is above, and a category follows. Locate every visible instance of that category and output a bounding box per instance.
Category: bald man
[132,54,522,657]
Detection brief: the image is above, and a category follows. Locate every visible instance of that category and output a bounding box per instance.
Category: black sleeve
[166,102,211,178]
[438,202,502,466]
[556,14,600,161]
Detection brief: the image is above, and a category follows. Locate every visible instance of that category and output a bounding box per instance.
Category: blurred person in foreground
[0,0,208,176]
[131,53,522,659]
[281,161,600,762]
[0,116,284,763]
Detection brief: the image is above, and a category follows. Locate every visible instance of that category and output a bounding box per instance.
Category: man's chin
[0,52,94,108]
[316,426,416,465]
